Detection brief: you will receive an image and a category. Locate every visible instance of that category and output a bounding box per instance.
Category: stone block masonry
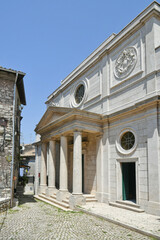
[0,68,26,202]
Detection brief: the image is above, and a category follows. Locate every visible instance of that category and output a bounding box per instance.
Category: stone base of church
[69,194,86,210]
[46,186,57,196]
[56,189,70,202]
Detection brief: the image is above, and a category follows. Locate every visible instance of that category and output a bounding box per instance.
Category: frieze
[114,47,137,79]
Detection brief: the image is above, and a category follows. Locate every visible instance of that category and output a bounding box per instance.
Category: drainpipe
[10,71,18,207]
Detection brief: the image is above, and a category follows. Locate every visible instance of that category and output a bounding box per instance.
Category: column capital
[73,129,82,134]
[49,138,56,143]
[96,133,103,139]
[60,133,68,138]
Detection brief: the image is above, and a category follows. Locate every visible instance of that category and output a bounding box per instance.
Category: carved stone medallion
[114,47,137,79]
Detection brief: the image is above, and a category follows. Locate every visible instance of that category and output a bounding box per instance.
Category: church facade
[35,2,160,215]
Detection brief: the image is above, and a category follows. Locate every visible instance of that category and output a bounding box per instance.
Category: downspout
[10,71,18,207]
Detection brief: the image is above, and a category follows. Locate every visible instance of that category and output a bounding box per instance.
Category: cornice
[37,95,160,141]
[102,95,160,124]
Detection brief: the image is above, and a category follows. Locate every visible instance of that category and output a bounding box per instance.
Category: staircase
[109,200,144,213]
[34,193,71,211]
[84,194,97,203]
[34,193,97,211]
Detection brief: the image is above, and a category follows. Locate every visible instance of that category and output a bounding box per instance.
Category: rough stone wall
[0,73,14,198]
[0,72,21,198]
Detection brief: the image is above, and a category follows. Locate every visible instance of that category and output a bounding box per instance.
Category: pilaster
[96,134,103,202]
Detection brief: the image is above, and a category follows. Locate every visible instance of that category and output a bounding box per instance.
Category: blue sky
[0,0,156,143]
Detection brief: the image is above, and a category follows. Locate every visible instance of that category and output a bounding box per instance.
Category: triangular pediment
[35,106,71,131]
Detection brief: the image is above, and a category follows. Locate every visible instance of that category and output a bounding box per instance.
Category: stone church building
[35,2,160,215]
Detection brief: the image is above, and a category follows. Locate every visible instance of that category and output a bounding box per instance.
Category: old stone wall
[0,72,21,198]
[0,73,14,198]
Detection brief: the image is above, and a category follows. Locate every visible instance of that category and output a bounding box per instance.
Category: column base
[40,184,47,194]
[69,194,86,210]
[56,189,70,202]
[46,186,57,196]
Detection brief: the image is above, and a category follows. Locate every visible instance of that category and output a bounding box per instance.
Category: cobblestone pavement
[0,195,153,240]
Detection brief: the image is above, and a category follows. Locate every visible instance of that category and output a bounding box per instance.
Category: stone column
[72,131,82,194]
[47,140,56,195]
[57,135,68,201]
[40,142,47,193]
[69,131,85,209]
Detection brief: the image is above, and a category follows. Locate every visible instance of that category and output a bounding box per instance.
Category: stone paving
[0,195,153,240]
[81,202,160,238]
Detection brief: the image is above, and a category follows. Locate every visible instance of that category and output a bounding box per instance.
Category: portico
[35,106,103,208]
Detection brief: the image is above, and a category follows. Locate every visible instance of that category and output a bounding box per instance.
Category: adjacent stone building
[35,2,160,215]
[20,144,35,194]
[0,67,26,205]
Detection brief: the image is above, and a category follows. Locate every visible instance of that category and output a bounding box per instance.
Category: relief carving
[114,47,137,79]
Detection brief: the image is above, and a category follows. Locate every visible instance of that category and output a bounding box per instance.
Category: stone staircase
[34,193,97,211]
[34,193,71,211]
[109,200,144,213]
[84,194,98,203]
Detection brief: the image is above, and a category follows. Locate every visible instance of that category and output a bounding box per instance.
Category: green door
[82,154,84,193]
[122,162,136,202]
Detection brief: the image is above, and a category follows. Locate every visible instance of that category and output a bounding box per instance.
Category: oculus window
[75,84,85,104]
[116,128,137,155]
[121,131,135,150]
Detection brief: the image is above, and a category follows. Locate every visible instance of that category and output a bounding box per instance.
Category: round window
[121,131,135,150]
[116,128,137,155]
[75,84,85,104]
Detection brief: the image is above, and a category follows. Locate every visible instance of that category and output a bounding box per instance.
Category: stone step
[83,194,97,202]
[62,199,69,204]
[116,200,140,209]
[34,195,71,211]
[86,198,98,203]
[66,194,72,200]
[83,194,96,199]
[38,194,70,210]
[109,202,144,213]
[66,193,97,202]
[50,194,56,199]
